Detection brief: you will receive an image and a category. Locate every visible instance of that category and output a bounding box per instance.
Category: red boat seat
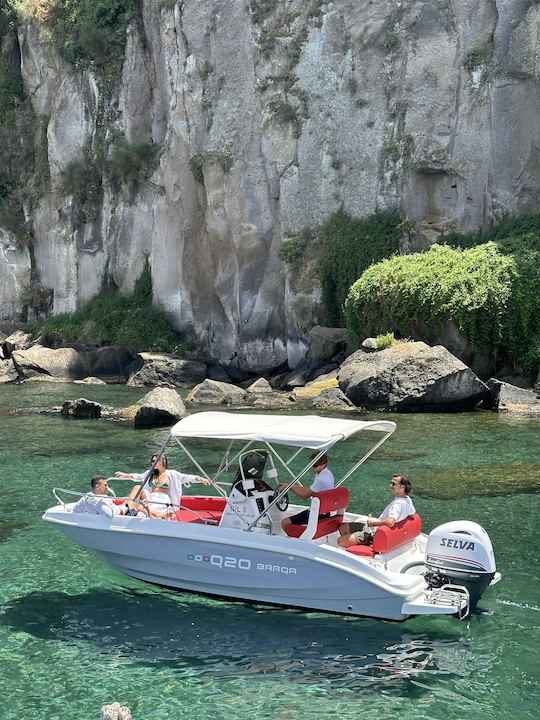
[285,487,349,540]
[347,514,422,557]
[171,495,226,524]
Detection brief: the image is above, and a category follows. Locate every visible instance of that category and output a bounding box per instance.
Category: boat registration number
[187,553,297,574]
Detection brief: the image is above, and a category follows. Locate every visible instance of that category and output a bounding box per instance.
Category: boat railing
[51,487,223,525]
[52,487,115,508]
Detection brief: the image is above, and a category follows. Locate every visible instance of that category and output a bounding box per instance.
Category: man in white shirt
[338,474,415,548]
[279,452,335,532]
[73,476,147,518]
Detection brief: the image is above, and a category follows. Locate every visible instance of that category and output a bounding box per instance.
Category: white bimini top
[170,412,395,449]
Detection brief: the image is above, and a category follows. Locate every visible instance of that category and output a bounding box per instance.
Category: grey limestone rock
[246,378,273,394]
[338,341,489,411]
[11,345,83,379]
[248,392,296,409]
[485,379,540,416]
[127,352,207,388]
[0,358,19,384]
[128,387,188,427]
[312,388,357,412]
[186,379,247,406]
[61,398,102,419]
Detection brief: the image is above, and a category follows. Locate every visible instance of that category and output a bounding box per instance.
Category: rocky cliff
[1,0,539,371]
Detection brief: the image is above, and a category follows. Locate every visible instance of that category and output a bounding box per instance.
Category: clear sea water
[0,382,539,720]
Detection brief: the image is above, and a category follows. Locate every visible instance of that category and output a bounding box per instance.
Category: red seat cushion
[346,514,422,556]
[285,488,349,539]
[285,514,344,539]
[346,544,375,557]
[170,496,226,524]
[172,509,223,524]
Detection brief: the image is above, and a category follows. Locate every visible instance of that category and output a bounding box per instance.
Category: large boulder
[61,398,102,419]
[127,352,207,388]
[485,379,540,416]
[2,330,34,358]
[248,392,296,408]
[535,370,540,395]
[11,345,83,379]
[0,358,18,384]
[338,341,489,411]
[246,377,273,393]
[312,388,357,412]
[186,379,247,405]
[121,387,188,427]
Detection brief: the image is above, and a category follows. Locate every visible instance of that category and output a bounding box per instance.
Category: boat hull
[44,507,426,620]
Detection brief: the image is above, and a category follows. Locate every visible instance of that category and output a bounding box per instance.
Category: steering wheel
[274,492,289,512]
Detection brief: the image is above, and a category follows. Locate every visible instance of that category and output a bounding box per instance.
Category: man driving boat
[279,452,335,532]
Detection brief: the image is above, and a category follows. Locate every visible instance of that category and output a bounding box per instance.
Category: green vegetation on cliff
[12,0,137,91]
[0,4,45,241]
[318,209,402,326]
[345,217,540,372]
[33,264,185,353]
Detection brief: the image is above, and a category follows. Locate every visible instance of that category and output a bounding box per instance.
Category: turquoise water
[0,383,539,720]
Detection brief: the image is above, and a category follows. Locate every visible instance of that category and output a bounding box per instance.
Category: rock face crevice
[1,0,539,371]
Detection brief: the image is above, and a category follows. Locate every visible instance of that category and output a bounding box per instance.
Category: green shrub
[107,140,161,184]
[190,154,205,185]
[344,225,540,372]
[34,0,138,91]
[0,58,25,125]
[463,42,491,72]
[384,32,399,51]
[375,332,395,350]
[249,0,274,25]
[33,263,185,353]
[318,209,402,326]
[59,151,103,223]
[216,149,233,173]
[278,236,306,264]
[269,99,298,125]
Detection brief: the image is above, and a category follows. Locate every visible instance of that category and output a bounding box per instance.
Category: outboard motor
[425,521,497,611]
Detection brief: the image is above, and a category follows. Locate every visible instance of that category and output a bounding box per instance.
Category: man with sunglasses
[337,474,415,548]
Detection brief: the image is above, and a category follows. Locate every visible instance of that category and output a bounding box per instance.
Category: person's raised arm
[115,470,134,480]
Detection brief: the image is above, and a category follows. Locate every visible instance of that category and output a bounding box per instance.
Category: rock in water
[338,341,489,411]
[125,387,189,427]
[101,702,132,720]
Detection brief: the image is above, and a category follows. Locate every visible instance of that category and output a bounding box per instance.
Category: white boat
[43,412,501,621]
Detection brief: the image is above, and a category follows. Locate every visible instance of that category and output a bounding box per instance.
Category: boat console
[218,449,285,533]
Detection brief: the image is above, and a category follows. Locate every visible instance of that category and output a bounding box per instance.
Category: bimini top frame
[167,412,397,531]
[170,412,396,449]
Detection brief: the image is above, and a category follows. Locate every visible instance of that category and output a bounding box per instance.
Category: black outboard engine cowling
[425,521,497,611]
